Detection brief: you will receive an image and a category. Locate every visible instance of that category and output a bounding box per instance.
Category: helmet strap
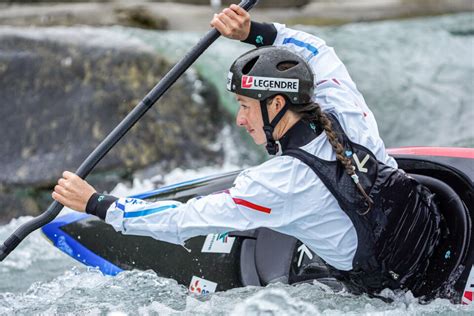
[260,98,288,155]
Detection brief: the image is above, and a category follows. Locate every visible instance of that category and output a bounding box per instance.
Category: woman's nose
[236,112,247,126]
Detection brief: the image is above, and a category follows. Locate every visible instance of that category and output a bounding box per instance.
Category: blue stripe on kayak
[41,212,123,276]
[123,204,177,218]
[282,38,319,57]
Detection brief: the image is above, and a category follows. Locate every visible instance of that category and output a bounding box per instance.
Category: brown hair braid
[286,101,374,215]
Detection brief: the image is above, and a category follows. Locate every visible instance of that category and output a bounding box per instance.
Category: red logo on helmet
[242,76,254,89]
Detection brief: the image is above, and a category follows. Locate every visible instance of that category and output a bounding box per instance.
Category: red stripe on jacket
[232,198,272,214]
[220,189,272,214]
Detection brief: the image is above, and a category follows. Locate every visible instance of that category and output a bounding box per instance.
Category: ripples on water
[1,13,473,316]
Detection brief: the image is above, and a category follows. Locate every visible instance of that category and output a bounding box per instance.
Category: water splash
[0,217,64,272]
[3,272,471,315]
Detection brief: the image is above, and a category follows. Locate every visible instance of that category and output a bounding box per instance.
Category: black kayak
[42,147,474,302]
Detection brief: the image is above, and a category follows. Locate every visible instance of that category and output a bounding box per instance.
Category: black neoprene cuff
[86,193,118,220]
[242,21,277,47]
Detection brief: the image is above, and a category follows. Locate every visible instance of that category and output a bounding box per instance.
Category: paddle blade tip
[0,235,21,262]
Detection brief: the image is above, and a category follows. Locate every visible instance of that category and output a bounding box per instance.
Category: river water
[1,13,473,315]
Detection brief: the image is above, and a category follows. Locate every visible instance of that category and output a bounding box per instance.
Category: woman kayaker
[52,5,440,296]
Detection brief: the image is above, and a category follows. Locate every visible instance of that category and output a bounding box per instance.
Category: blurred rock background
[0,1,472,30]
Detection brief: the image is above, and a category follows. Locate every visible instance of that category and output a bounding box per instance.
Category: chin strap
[260,99,288,155]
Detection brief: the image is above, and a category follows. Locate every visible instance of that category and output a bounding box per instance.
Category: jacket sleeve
[103,161,291,245]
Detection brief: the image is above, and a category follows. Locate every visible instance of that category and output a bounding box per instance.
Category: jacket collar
[278,119,321,152]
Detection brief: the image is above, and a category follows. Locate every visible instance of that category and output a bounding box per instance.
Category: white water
[1,13,474,315]
[1,164,473,315]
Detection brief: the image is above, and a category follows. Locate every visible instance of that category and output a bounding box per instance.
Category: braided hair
[284,100,374,214]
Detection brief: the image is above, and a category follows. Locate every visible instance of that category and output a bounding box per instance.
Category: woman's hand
[52,171,96,212]
[210,4,251,41]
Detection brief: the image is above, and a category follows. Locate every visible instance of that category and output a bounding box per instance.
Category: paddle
[0,0,259,262]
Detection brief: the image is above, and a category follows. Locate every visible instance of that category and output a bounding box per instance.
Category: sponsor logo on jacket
[241,75,299,92]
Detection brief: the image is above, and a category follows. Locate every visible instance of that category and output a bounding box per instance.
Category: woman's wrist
[242,21,278,47]
[86,193,118,220]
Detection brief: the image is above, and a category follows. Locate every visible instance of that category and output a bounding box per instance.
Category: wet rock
[0,3,168,30]
[169,0,310,8]
[2,1,471,32]
[114,6,168,30]
[5,0,309,8]
[0,27,227,220]
[0,187,41,224]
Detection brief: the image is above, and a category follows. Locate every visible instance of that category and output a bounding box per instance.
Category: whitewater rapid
[1,164,473,315]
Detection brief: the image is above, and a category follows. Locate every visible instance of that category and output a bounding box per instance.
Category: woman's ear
[272,95,286,112]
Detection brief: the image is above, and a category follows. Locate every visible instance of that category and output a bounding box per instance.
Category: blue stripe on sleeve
[282,38,319,57]
[123,204,178,218]
[116,201,125,211]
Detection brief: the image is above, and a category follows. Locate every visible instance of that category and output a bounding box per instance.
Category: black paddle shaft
[0,0,259,262]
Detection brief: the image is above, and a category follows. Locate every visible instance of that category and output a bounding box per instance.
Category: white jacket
[105,24,397,271]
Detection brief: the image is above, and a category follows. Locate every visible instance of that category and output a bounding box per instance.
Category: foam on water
[0,217,64,271]
[2,268,473,315]
[1,160,473,314]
